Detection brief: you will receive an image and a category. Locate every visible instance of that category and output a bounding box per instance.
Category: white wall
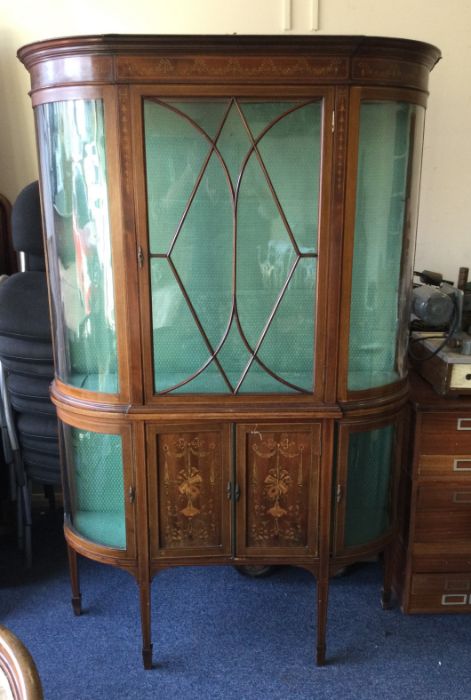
[0,0,470,283]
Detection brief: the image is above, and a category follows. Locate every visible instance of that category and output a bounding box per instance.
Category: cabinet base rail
[66,543,393,669]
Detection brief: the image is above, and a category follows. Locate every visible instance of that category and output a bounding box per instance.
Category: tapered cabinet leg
[316,574,329,666]
[67,545,82,616]
[139,577,153,669]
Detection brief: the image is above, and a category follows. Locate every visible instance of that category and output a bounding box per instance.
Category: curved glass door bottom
[144,99,322,394]
[65,427,125,549]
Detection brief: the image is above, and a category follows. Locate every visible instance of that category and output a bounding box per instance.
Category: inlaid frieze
[116,55,348,82]
[352,59,429,90]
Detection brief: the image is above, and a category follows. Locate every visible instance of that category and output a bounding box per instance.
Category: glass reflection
[348,102,425,391]
[37,100,118,393]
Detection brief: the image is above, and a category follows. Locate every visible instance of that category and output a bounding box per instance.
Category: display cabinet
[18,34,440,669]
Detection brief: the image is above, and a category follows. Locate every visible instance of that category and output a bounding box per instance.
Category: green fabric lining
[70,429,125,549]
[144,98,321,394]
[344,425,394,548]
[347,101,419,391]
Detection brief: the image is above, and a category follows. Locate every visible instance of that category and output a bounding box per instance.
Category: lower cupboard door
[236,423,320,558]
[147,424,232,559]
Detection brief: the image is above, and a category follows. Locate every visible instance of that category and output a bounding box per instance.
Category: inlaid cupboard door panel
[236,423,320,557]
[147,424,231,559]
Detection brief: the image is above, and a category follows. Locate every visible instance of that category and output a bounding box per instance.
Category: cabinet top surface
[410,371,471,412]
[18,34,441,65]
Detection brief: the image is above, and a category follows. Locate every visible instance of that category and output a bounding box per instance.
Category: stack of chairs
[0,181,60,566]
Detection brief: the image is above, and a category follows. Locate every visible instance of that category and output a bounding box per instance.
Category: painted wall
[0,0,469,283]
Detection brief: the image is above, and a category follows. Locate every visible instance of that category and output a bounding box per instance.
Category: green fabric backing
[144,99,321,394]
[344,425,394,548]
[348,101,420,391]
[69,429,125,549]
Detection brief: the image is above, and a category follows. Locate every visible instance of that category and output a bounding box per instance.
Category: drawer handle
[457,418,471,430]
[453,491,471,504]
[453,458,471,471]
[441,594,468,606]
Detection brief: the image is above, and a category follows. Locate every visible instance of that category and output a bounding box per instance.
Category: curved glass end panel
[63,426,125,549]
[348,101,426,392]
[144,99,321,394]
[36,100,119,394]
[344,424,395,549]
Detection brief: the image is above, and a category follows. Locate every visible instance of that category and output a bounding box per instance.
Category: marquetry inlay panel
[238,424,320,555]
[155,429,225,551]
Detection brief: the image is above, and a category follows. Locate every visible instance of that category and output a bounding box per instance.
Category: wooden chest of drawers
[393,372,471,613]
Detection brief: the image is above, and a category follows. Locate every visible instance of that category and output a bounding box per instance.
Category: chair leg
[16,475,33,568]
[43,484,56,512]
[23,480,33,568]
[15,485,24,551]
[24,517,32,569]
[381,544,394,610]
[67,546,82,616]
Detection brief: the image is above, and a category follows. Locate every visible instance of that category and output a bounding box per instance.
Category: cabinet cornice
[18,35,440,94]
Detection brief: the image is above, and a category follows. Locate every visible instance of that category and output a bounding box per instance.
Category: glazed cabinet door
[333,413,404,556]
[340,88,427,400]
[61,420,137,560]
[147,424,232,560]
[236,423,321,558]
[35,88,133,403]
[132,89,333,402]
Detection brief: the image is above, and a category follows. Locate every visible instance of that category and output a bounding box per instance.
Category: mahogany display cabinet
[18,34,440,668]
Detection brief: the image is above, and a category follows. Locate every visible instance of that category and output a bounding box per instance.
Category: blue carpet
[1,510,470,699]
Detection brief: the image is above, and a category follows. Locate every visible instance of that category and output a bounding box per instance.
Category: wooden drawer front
[414,508,471,548]
[409,573,471,613]
[418,413,471,455]
[418,454,471,478]
[416,484,471,510]
[412,555,471,573]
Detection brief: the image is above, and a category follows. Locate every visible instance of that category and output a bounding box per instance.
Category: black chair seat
[16,413,58,440]
[0,334,53,362]
[10,393,56,416]
[7,373,55,415]
[22,453,61,485]
[1,356,54,377]
[0,272,51,340]
[23,447,60,465]
[7,373,52,400]
[17,434,60,456]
